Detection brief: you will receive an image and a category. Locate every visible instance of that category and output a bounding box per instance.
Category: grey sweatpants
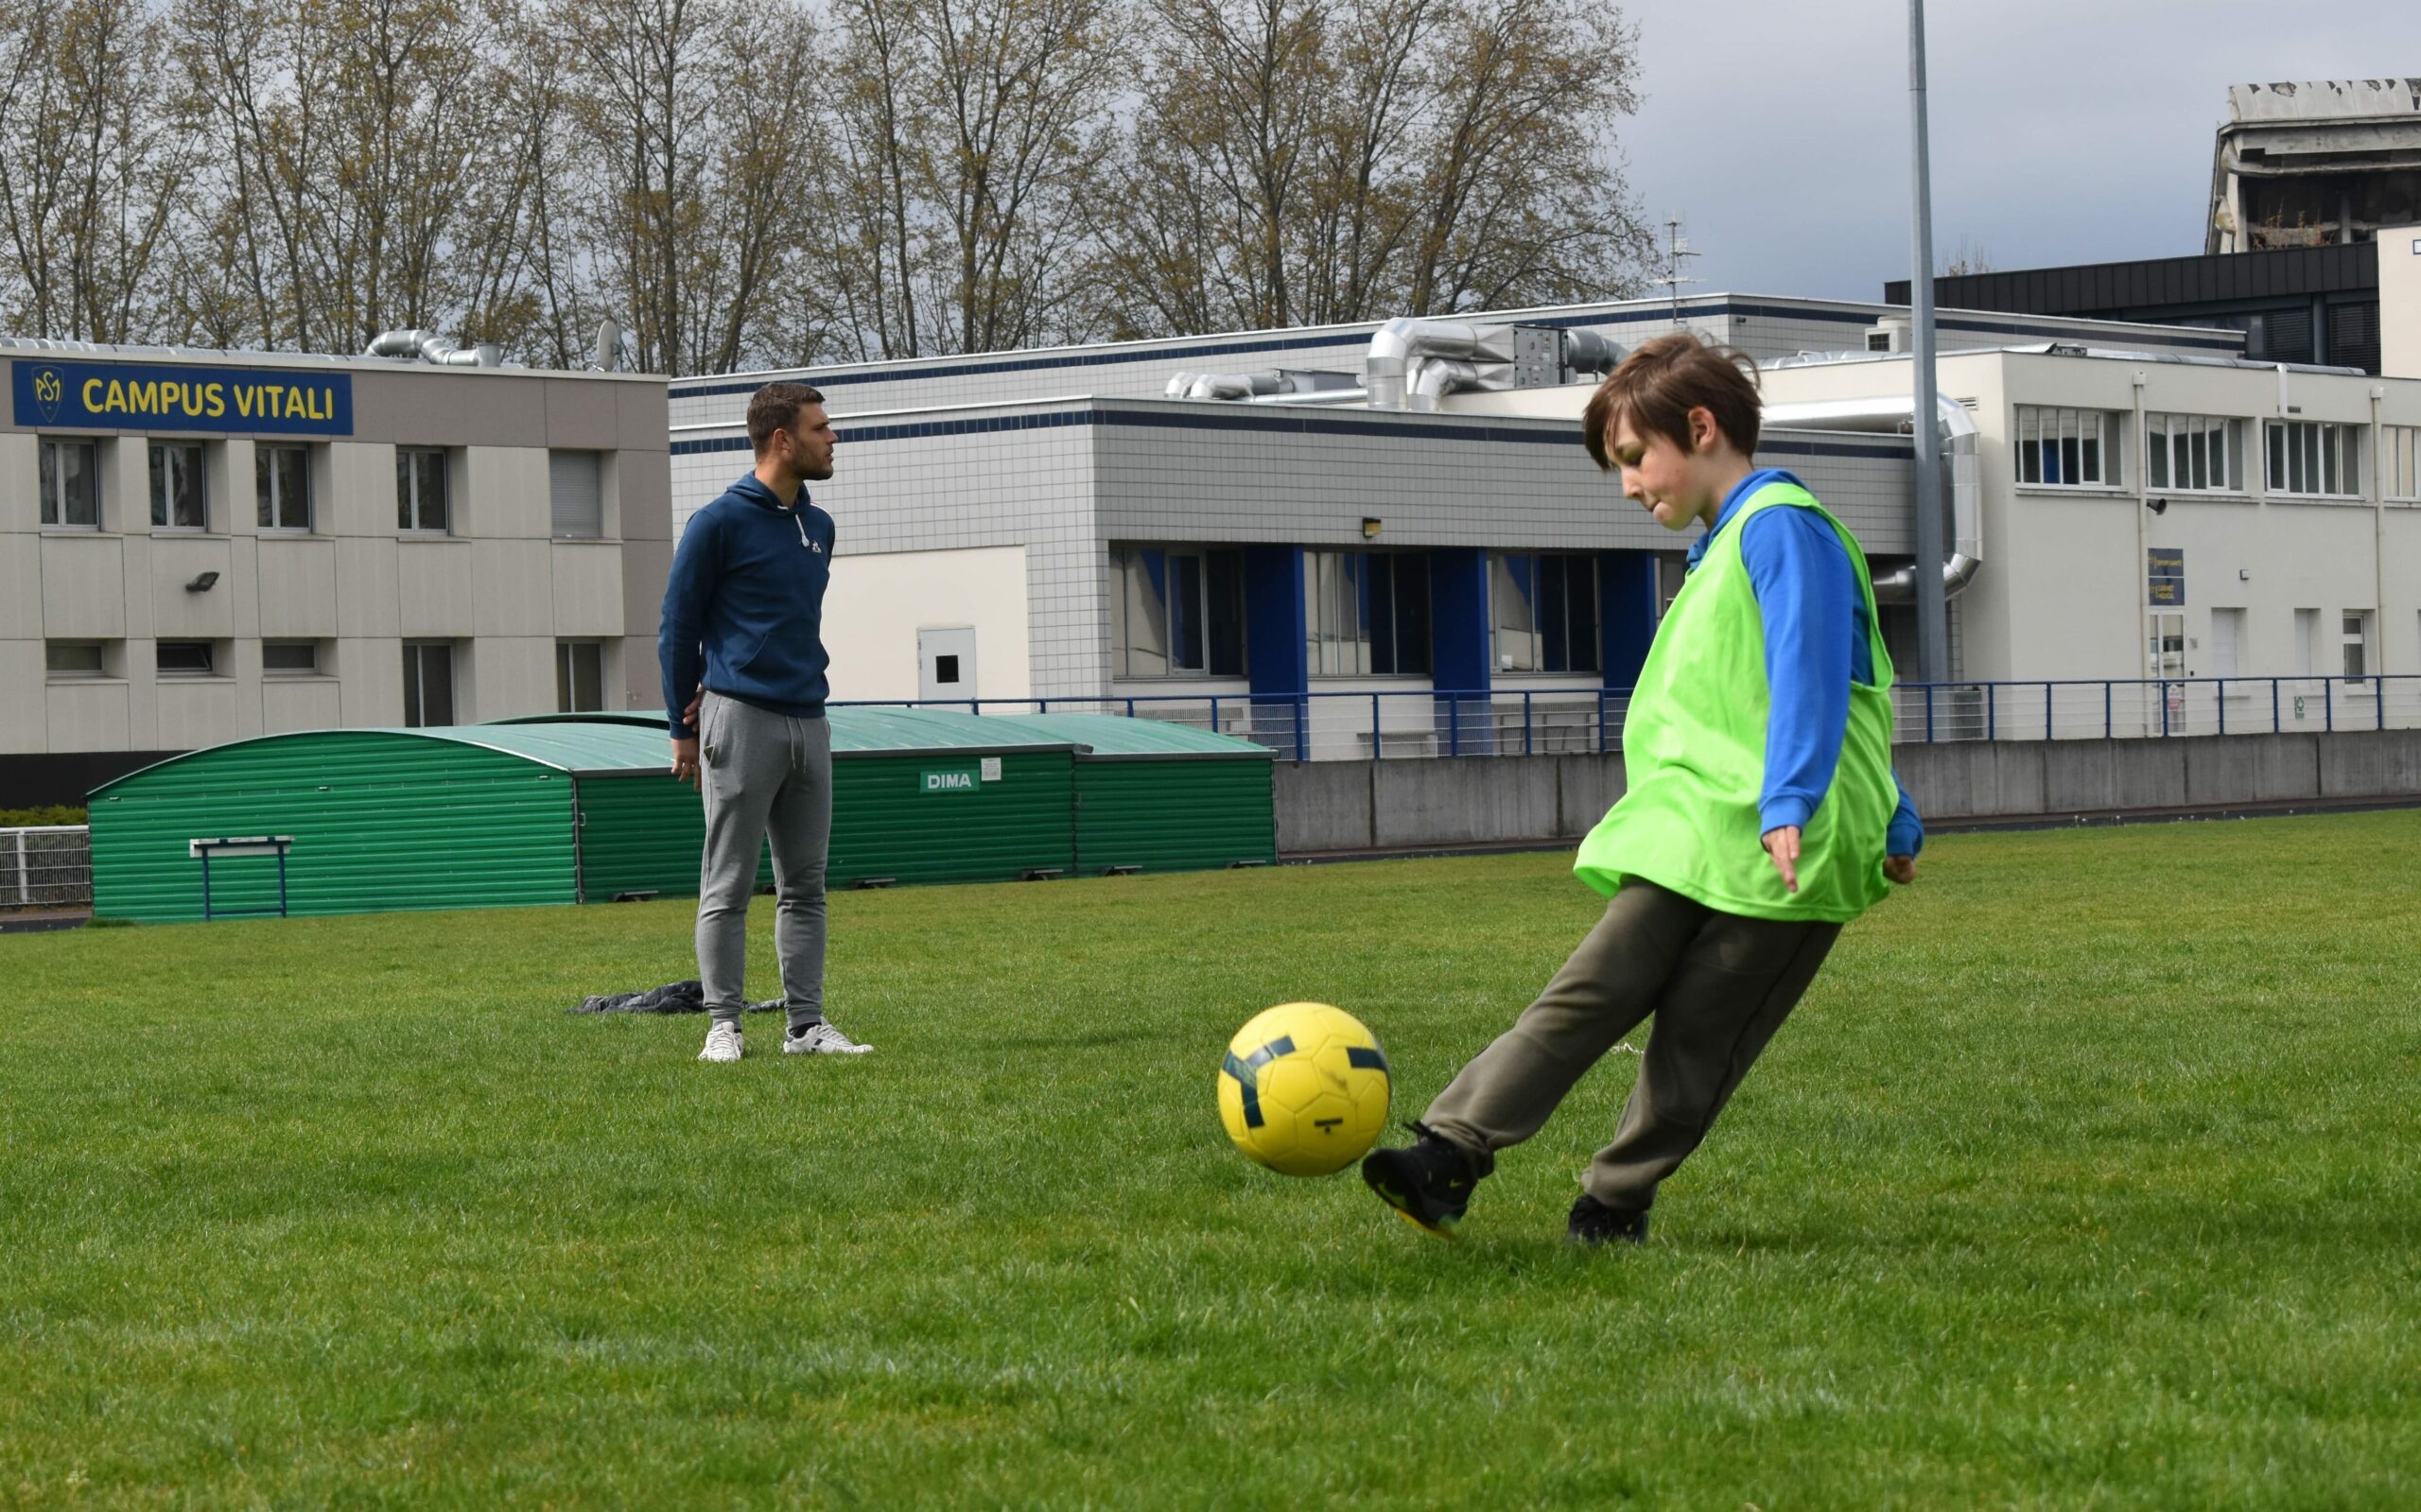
[1423,879,1840,1211]
[697,690,831,1034]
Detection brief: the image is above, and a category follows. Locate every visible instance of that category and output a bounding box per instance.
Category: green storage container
[89,708,1269,922]
[87,725,651,922]
[977,714,1278,876]
[496,707,1084,893]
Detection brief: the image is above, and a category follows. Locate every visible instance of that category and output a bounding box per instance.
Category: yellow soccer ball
[1217,1002,1391,1176]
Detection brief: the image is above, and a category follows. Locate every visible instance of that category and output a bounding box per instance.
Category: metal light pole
[1907,0,1949,684]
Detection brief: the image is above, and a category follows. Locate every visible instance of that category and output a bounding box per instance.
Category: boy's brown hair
[747,381,827,456]
[1581,334,1762,472]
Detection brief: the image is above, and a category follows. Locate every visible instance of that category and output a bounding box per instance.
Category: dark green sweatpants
[1423,878,1841,1211]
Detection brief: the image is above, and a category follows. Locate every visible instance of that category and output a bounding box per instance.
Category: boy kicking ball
[1363,333,1925,1245]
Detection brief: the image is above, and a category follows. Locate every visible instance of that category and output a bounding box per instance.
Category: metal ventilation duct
[1762,391,1981,601]
[366,329,503,368]
[1364,319,1625,409]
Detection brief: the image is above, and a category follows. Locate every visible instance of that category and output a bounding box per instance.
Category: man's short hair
[747,381,827,456]
[1581,334,1762,471]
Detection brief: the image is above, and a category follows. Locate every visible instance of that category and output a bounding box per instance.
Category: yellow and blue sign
[13,359,353,436]
[2147,547,2185,607]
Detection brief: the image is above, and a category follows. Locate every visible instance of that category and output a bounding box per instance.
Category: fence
[840,675,2421,762]
[3,826,91,908]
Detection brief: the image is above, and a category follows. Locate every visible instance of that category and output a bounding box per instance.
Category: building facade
[668,295,2238,745]
[3,342,671,805]
[665,295,2257,754]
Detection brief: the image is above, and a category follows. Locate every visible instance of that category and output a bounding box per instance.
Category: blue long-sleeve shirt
[658,474,835,739]
[1685,468,1924,857]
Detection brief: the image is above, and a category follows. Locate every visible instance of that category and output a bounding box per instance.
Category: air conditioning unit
[1866,317,1911,354]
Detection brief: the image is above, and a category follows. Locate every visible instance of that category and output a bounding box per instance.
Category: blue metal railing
[834,674,2421,761]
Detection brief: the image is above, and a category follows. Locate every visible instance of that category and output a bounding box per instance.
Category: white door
[918,627,977,704]
[2209,608,2242,680]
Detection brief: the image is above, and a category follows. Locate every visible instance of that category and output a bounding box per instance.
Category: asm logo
[32,367,61,423]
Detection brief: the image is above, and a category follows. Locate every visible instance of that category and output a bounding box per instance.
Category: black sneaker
[1361,1123,1484,1239]
[1566,1193,1648,1246]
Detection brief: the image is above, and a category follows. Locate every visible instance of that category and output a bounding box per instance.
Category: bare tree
[806,0,1124,361]
[0,0,188,341]
[1104,0,1647,336]
[549,0,819,374]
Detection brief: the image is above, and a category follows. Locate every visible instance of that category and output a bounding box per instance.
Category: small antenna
[591,316,623,373]
[1655,218,1701,328]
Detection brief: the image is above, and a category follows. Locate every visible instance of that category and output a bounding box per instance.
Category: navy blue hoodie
[658,473,834,739]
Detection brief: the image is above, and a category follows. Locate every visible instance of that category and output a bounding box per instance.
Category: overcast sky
[1616,2,2421,301]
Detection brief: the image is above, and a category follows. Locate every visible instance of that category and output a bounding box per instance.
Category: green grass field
[4,812,2417,1509]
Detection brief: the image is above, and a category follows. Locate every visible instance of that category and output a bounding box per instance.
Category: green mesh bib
[1574,480,1898,922]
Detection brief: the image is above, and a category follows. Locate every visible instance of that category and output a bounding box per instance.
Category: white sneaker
[698,1021,744,1063]
[783,1021,873,1055]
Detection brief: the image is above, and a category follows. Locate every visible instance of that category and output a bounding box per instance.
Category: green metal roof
[491,707,1266,756]
[89,723,679,792]
[976,713,1274,759]
[413,722,674,773]
[486,706,1074,756]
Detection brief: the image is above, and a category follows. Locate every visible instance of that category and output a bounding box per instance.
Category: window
[402,641,455,726]
[149,442,207,530]
[2386,425,2420,502]
[256,443,312,530]
[262,640,320,675]
[2294,608,2321,676]
[44,640,105,677]
[2148,613,2185,680]
[155,640,217,677]
[549,449,603,539]
[2014,406,2122,487]
[1490,552,1599,674]
[2264,420,2362,497]
[1303,551,1429,677]
[2343,612,2373,686]
[397,447,450,531]
[556,640,606,712]
[38,438,98,528]
[1111,546,1245,677]
[2145,413,2243,494]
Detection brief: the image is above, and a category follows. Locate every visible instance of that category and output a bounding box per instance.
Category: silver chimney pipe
[1761,391,1980,601]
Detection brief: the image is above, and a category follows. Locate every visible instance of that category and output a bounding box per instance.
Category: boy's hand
[1885,855,1918,885]
[1761,826,1801,893]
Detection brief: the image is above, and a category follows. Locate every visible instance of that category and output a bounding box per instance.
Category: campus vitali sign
[12,359,355,437]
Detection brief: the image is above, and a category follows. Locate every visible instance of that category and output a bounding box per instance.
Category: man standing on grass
[1362,334,1921,1244]
[661,381,872,1063]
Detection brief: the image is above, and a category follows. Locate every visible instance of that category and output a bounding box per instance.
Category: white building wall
[2381,222,2421,381]
[1745,347,2421,700]
[821,546,1033,703]
[3,350,671,787]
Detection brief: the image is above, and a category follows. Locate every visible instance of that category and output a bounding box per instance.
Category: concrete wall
[1275,729,2421,854]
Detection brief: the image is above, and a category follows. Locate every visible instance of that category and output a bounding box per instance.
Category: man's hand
[671,685,705,788]
[1761,825,1801,894]
[1885,854,1918,885]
